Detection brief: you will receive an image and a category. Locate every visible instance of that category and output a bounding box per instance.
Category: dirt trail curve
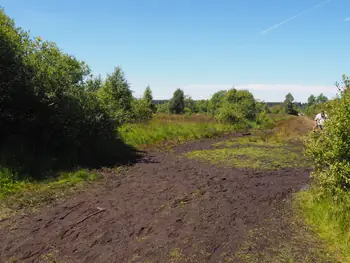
[0,136,322,263]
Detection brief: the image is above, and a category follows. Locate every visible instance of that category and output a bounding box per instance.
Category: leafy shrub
[256,111,274,128]
[184,107,192,116]
[305,76,350,193]
[0,9,137,179]
[132,98,153,122]
[214,88,256,124]
[156,103,170,113]
[215,103,245,124]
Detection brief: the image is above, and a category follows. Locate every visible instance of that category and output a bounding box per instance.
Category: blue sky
[2,0,349,102]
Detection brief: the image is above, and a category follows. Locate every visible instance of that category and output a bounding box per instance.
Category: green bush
[132,98,154,122]
[256,111,274,128]
[0,8,137,179]
[305,85,350,193]
[215,103,245,124]
[214,88,256,124]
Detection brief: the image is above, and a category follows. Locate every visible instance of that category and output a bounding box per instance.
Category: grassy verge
[295,188,350,262]
[0,168,100,219]
[119,114,256,147]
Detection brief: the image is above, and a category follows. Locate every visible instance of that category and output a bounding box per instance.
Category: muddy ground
[0,135,333,263]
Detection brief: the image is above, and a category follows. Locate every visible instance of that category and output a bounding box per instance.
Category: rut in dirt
[0,135,315,263]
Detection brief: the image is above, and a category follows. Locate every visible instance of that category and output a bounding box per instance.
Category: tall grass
[119,114,254,147]
[296,189,350,262]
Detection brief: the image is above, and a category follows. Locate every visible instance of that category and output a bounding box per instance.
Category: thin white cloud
[261,0,334,35]
[345,17,350,21]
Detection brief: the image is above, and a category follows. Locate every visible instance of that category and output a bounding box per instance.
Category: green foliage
[0,9,137,179]
[308,95,317,106]
[256,101,269,114]
[303,75,350,262]
[283,93,298,115]
[156,102,170,113]
[194,99,209,113]
[169,89,185,114]
[305,80,350,193]
[214,88,256,124]
[97,67,133,124]
[305,93,330,117]
[256,111,274,128]
[316,93,328,104]
[85,75,102,92]
[0,169,101,211]
[208,90,227,114]
[184,95,195,112]
[215,103,245,124]
[132,98,153,122]
[183,107,192,116]
[143,86,153,105]
[269,104,284,114]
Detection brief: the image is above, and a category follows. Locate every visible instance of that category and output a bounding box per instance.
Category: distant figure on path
[314,110,328,130]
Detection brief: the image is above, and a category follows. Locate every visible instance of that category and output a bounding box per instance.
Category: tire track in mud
[0,135,328,263]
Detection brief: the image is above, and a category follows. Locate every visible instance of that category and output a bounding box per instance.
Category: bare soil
[0,135,332,263]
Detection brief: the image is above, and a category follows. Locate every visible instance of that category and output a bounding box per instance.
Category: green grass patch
[295,188,350,262]
[0,168,100,217]
[119,116,256,147]
[185,145,309,170]
[213,135,287,148]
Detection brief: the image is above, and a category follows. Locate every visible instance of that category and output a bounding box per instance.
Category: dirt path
[0,135,331,263]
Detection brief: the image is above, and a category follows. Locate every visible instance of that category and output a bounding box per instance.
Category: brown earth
[0,133,332,263]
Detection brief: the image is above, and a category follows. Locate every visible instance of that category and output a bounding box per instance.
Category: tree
[0,9,136,178]
[316,93,328,104]
[143,86,156,113]
[215,88,256,124]
[184,95,195,112]
[98,67,133,123]
[143,86,153,105]
[156,102,169,113]
[307,95,316,106]
[195,100,209,113]
[284,93,298,115]
[85,75,102,92]
[208,90,227,114]
[169,89,185,114]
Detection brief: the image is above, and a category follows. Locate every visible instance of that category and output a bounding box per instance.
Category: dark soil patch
[0,136,331,263]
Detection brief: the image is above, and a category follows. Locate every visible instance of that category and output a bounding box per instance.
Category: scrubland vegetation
[1,7,350,261]
[297,74,350,262]
[0,8,273,199]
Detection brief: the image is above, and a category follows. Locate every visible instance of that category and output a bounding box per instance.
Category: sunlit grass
[185,145,309,170]
[0,168,100,217]
[295,189,350,263]
[119,114,256,147]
